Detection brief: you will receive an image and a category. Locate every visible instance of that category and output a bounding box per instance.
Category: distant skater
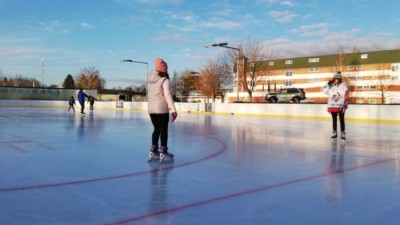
[77,89,89,114]
[147,58,177,163]
[323,72,349,140]
[68,96,76,112]
[87,95,98,110]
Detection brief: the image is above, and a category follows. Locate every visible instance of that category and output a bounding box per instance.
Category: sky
[1,0,400,88]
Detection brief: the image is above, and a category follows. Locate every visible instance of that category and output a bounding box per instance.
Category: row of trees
[173,38,273,102]
[62,67,105,90]
[0,67,106,90]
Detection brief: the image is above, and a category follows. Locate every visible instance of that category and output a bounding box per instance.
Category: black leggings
[79,102,85,113]
[331,112,345,132]
[149,113,169,147]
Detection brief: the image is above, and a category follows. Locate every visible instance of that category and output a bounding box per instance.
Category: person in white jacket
[147,58,177,163]
[323,72,349,140]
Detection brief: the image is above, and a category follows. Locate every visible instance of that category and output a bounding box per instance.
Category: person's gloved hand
[340,105,347,113]
[327,80,334,87]
[171,112,178,122]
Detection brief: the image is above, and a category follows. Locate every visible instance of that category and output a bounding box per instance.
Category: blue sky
[1,0,400,88]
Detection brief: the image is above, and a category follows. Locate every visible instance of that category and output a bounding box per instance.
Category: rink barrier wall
[0,100,399,124]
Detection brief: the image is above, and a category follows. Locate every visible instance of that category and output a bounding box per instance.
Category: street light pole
[205,42,241,102]
[41,57,45,87]
[121,59,149,96]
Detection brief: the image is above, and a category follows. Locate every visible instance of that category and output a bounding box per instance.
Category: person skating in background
[323,72,349,140]
[77,89,89,114]
[147,58,177,163]
[68,96,76,112]
[87,95,98,110]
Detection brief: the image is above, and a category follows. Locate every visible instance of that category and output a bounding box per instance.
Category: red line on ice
[107,158,395,225]
[0,136,227,192]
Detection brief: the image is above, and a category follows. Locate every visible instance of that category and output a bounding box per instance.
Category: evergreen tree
[63,74,75,88]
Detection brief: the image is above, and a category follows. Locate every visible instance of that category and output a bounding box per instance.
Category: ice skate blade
[147,154,160,162]
[159,158,174,164]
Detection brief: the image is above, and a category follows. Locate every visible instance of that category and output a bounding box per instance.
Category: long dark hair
[158,71,170,79]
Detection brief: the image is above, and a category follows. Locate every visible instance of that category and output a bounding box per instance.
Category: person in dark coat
[87,95,98,110]
[77,89,89,114]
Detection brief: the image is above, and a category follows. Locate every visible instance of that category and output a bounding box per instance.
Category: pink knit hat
[154,58,168,73]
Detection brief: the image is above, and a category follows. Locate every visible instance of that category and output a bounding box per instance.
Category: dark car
[265,88,306,103]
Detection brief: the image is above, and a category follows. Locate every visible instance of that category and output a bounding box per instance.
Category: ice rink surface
[0,107,399,225]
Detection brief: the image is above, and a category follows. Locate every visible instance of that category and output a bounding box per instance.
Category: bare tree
[334,49,347,73]
[240,39,272,102]
[221,38,275,102]
[373,64,393,104]
[195,60,224,102]
[75,67,105,89]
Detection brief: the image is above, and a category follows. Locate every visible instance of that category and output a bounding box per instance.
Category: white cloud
[267,34,400,59]
[209,8,235,17]
[303,13,313,19]
[290,23,330,37]
[268,11,297,23]
[262,0,278,5]
[80,22,94,29]
[281,1,293,7]
[152,34,187,42]
[40,20,70,34]
[201,20,242,29]
[171,14,195,23]
[132,0,182,4]
[0,37,37,44]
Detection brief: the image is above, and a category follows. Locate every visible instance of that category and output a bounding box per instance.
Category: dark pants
[331,112,345,132]
[79,102,85,113]
[149,113,169,147]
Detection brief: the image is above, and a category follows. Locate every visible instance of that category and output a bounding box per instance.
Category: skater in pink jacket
[147,58,177,163]
[323,72,349,140]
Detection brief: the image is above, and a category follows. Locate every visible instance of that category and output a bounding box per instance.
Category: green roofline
[253,49,400,71]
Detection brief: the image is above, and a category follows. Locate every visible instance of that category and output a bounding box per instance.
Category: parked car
[265,88,306,103]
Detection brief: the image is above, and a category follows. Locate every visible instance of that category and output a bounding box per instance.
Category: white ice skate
[160,152,174,164]
[147,145,160,162]
[341,132,346,141]
[159,147,174,164]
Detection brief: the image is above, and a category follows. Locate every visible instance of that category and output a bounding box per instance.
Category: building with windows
[227,49,400,104]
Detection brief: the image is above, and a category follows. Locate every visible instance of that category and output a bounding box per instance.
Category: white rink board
[0,100,399,122]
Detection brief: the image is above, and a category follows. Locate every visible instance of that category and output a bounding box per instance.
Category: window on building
[356,65,362,70]
[308,58,320,63]
[368,99,377,104]
[361,54,368,59]
[285,69,293,76]
[391,76,398,80]
[348,65,355,70]
[309,67,319,72]
[308,76,319,82]
[349,72,362,80]
[269,61,274,66]
[285,60,293,65]
[285,79,292,86]
[392,64,399,71]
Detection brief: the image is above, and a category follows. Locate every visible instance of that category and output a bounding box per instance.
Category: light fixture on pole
[205,42,241,102]
[41,57,45,87]
[120,59,149,96]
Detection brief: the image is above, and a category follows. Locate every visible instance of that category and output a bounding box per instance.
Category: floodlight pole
[41,57,45,87]
[121,59,149,96]
[205,42,241,102]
